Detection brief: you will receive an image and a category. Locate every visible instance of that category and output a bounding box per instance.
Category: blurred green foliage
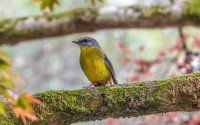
[32,0,60,11]
[0,50,16,115]
[0,50,42,124]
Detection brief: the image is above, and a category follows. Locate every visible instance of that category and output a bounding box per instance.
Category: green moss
[152,72,200,112]
[182,0,200,21]
[0,17,35,44]
[155,72,200,87]
[32,82,156,124]
[33,73,200,124]
[0,6,99,44]
[47,6,99,22]
[0,112,23,125]
[3,72,199,124]
[144,6,168,19]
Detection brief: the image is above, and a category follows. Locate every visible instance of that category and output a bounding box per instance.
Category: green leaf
[87,0,103,5]
[0,71,16,89]
[0,64,11,72]
[0,102,6,115]
[0,50,12,67]
[91,0,95,5]
[0,86,9,98]
[1,79,15,89]
[33,0,60,11]
[12,92,35,110]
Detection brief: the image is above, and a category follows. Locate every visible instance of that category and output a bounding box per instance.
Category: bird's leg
[83,83,98,96]
[82,83,93,89]
[105,81,111,87]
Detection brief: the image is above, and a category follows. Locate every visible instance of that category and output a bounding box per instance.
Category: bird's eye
[84,39,87,42]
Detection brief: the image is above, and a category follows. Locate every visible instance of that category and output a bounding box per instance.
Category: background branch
[0,0,199,45]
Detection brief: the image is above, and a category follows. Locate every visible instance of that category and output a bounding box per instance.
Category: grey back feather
[103,53,118,84]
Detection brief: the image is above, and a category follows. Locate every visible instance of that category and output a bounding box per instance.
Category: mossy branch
[1,72,200,125]
[0,0,200,45]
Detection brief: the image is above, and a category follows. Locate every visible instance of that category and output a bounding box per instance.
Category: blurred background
[1,0,200,124]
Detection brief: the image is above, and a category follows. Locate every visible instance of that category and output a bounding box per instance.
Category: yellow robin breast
[79,46,111,86]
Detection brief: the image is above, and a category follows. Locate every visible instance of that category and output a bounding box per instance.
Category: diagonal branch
[1,72,200,125]
[178,27,200,56]
[0,0,200,45]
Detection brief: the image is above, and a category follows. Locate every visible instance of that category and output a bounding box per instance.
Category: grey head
[72,36,102,49]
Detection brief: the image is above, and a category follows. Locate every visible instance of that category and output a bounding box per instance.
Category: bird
[72,36,118,87]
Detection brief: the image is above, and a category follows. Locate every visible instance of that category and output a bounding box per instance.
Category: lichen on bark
[1,1,200,44]
[0,7,99,45]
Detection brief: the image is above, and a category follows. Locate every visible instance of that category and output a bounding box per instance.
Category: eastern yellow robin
[72,37,118,86]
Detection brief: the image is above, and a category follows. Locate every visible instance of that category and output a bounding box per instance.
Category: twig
[178,28,186,50]
[178,27,199,56]
[170,0,175,4]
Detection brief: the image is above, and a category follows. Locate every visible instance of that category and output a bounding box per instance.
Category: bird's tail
[111,74,118,84]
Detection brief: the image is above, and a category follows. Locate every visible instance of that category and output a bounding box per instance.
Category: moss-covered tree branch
[1,72,200,125]
[0,0,200,45]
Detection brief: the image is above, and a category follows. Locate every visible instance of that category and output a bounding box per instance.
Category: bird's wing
[103,53,118,84]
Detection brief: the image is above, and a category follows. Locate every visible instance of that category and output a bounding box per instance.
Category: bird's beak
[72,41,79,44]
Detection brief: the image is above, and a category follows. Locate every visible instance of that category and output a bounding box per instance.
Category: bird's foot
[105,82,111,87]
[83,83,98,96]
[82,83,93,89]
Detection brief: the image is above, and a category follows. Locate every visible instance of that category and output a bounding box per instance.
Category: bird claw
[105,82,111,87]
[83,83,98,96]
[82,83,93,89]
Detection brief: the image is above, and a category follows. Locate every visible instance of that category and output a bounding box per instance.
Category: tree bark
[1,72,200,125]
[0,0,199,45]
